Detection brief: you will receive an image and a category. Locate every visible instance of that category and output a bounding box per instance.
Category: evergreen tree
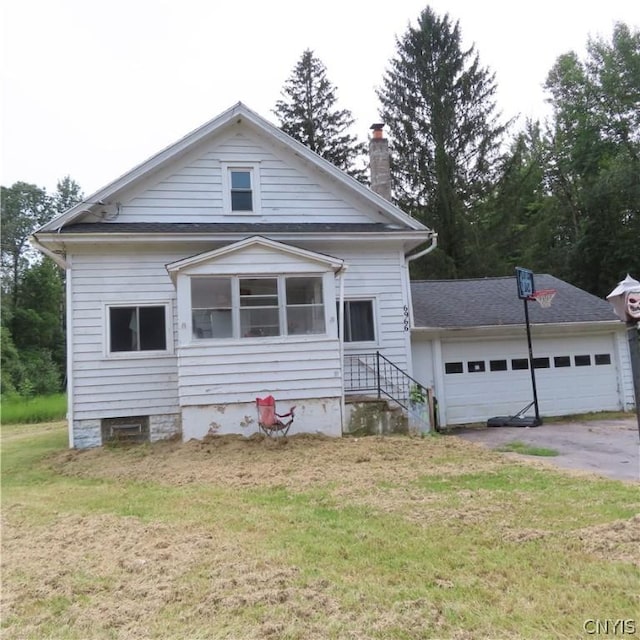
[53,175,83,215]
[274,49,367,181]
[475,121,549,276]
[377,6,507,278]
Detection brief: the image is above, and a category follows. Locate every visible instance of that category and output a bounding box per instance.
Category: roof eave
[34,229,432,246]
[36,102,431,234]
[411,320,622,335]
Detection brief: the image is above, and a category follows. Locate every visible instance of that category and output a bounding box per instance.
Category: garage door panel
[441,334,621,424]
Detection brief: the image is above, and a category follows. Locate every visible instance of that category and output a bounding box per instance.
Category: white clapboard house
[32,103,434,448]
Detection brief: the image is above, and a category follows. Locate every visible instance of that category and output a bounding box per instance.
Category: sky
[2,0,638,197]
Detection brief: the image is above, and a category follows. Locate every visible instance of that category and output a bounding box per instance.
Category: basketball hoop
[529,289,556,308]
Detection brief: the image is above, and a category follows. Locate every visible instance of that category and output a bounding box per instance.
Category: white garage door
[441,334,621,425]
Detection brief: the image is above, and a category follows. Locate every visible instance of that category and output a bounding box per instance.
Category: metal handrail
[344,351,434,431]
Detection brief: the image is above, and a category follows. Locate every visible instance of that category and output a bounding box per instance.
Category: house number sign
[403,305,410,331]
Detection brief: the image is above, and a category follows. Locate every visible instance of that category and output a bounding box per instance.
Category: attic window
[230,170,253,211]
[222,163,261,213]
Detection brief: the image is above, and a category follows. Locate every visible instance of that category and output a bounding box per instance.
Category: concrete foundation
[72,413,182,449]
[181,397,342,441]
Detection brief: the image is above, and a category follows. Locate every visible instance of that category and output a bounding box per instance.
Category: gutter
[29,235,69,269]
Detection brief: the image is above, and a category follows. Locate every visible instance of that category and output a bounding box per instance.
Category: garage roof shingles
[411,275,618,328]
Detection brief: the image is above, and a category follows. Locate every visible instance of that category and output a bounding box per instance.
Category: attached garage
[411,275,635,426]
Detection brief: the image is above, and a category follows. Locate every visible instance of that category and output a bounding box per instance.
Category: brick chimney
[369,123,391,201]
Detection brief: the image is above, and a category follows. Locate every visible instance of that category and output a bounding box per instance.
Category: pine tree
[377,6,507,277]
[274,49,367,181]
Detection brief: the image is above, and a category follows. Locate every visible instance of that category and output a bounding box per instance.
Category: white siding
[69,239,414,428]
[70,249,181,420]
[114,131,387,224]
[172,241,343,407]
[177,338,342,406]
[323,244,410,373]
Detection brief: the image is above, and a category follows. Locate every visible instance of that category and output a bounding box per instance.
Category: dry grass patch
[2,423,639,640]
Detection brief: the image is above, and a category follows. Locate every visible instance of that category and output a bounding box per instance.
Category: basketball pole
[523,297,542,426]
[626,320,640,438]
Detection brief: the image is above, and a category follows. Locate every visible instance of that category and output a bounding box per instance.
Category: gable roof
[37,102,430,234]
[411,274,618,328]
[165,236,345,283]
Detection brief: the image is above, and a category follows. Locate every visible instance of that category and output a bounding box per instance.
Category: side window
[109,305,167,353]
[341,300,375,343]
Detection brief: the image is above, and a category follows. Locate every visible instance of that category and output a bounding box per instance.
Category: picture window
[192,276,325,340]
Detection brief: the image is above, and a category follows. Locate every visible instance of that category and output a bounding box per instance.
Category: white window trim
[103,301,174,359]
[339,297,379,348]
[189,275,327,342]
[221,162,262,214]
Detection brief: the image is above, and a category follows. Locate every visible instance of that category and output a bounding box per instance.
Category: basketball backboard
[515,267,535,299]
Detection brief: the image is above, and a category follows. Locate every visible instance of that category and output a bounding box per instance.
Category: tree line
[2,5,638,398]
[274,8,639,293]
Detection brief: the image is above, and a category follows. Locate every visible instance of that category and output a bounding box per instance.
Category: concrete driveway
[450,416,639,482]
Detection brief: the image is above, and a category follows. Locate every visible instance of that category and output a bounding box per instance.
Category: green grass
[0,393,67,424]
[2,421,638,640]
[495,440,559,456]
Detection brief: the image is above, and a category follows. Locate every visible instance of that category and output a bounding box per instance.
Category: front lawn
[1,422,638,639]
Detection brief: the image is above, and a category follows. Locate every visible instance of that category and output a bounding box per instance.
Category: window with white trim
[339,300,376,343]
[230,169,253,211]
[222,164,260,213]
[108,305,168,353]
[191,276,325,340]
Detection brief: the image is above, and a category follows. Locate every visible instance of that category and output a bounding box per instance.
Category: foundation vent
[101,416,150,444]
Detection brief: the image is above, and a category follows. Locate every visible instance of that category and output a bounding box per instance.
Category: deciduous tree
[543,22,640,295]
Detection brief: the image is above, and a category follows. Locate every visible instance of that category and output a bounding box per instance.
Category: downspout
[404,232,438,328]
[337,264,347,434]
[30,234,73,446]
[65,255,74,448]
